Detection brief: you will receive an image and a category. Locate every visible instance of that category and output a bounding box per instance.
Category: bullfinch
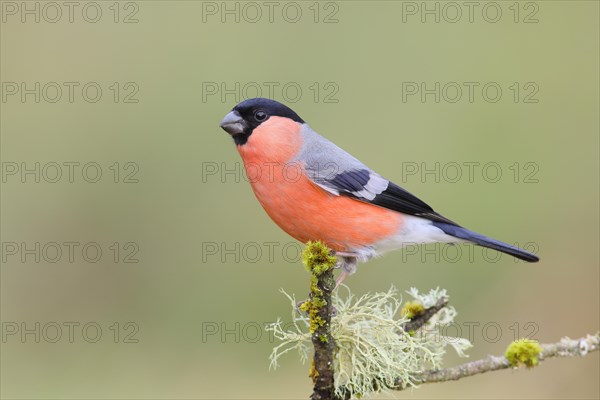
[219,98,539,285]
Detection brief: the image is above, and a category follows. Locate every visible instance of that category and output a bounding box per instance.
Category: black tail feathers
[432,222,539,262]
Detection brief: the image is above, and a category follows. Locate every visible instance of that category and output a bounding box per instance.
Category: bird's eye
[254,110,268,122]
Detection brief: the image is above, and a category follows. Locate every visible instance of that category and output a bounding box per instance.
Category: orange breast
[237,117,402,251]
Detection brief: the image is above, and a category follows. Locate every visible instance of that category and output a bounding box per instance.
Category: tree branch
[310,262,337,400]
[394,333,600,389]
[300,243,598,398]
[301,242,340,400]
[401,296,449,333]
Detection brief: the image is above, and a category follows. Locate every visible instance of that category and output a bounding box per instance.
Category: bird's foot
[335,270,350,288]
[335,256,357,288]
[334,251,357,258]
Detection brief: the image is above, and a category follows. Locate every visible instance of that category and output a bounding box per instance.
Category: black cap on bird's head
[219,98,305,145]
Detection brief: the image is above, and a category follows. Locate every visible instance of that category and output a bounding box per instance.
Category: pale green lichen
[266,286,472,398]
[505,339,542,368]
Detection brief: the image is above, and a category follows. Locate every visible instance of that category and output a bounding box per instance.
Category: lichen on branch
[301,241,338,400]
[299,241,337,337]
[266,242,600,399]
[267,243,471,399]
[505,339,542,368]
[402,334,600,388]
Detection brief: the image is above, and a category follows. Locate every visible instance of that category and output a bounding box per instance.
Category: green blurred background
[1,1,598,399]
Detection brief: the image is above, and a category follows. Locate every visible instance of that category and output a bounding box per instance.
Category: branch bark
[394,333,600,389]
[310,262,338,400]
[301,242,340,400]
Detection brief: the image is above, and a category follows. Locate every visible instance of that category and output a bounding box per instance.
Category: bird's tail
[432,222,539,262]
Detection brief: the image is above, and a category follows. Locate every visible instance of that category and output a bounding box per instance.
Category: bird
[219,98,539,286]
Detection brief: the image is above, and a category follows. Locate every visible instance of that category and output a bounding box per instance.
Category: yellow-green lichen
[300,297,327,333]
[300,241,337,334]
[309,359,319,382]
[401,301,425,319]
[302,241,337,275]
[505,339,542,368]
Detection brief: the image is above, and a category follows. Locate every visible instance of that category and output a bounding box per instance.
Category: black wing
[308,168,458,226]
[367,180,458,225]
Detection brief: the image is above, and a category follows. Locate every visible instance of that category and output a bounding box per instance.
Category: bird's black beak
[220,111,245,135]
